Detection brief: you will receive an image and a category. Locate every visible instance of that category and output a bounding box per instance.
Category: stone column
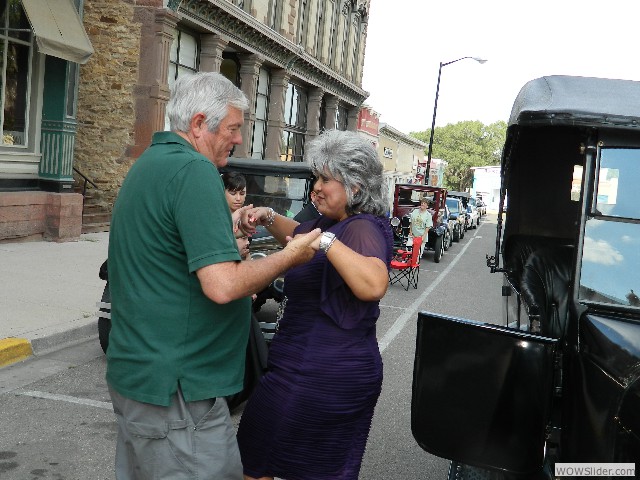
[200,34,230,72]
[130,9,178,158]
[264,69,290,160]
[235,54,264,158]
[322,95,339,131]
[305,87,324,140]
[347,105,359,132]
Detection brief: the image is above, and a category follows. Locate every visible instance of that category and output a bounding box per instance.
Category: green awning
[21,0,94,64]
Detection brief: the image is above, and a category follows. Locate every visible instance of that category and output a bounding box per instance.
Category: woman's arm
[325,241,388,301]
[310,233,388,302]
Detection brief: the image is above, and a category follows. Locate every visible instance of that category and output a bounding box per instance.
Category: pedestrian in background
[106,72,320,480]
[236,129,394,480]
[222,171,247,214]
[223,171,251,259]
[409,196,433,257]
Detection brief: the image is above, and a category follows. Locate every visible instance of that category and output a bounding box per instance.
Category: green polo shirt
[106,131,251,406]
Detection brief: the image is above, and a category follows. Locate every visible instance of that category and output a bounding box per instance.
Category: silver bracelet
[263,207,276,227]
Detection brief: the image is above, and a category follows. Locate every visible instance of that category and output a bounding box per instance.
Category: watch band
[319,231,336,253]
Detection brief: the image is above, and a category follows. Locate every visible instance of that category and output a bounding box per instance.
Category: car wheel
[460,225,465,239]
[447,461,507,480]
[98,283,111,354]
[453,226,460,242]
[443,229,451,251]
[433,235,443,263]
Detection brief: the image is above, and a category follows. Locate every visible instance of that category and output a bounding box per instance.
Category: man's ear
[190,113,207,137]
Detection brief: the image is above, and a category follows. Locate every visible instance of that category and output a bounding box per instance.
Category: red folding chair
[389,236,422,290]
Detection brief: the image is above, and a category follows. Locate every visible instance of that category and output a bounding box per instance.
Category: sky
[361,0,640,134]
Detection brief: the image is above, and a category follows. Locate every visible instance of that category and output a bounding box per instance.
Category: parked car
[475,198,487,216]
[447,191,471,230]
[444,197,465,241]
[466,204,479,229]
[411,75,640,478]
[391,184,452,263]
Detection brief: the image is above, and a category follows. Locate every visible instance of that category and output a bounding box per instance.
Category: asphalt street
[0,215,503,479]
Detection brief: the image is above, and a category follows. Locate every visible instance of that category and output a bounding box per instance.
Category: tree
[411,120,507,191]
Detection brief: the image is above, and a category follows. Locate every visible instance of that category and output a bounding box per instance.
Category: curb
[0,319,99,368]
[0,338,33,367]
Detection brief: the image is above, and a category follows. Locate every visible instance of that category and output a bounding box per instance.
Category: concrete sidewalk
[0,232,109,367]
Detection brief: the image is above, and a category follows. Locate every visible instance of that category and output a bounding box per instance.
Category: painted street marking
[17,390,113,410]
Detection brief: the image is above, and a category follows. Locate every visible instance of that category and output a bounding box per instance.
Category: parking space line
[378,234,478,353]
[17,390,113,410]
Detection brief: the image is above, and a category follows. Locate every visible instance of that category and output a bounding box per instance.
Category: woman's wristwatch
[319,231,337,253]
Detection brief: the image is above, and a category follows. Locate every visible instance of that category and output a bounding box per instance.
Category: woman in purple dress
[236,130,393,480]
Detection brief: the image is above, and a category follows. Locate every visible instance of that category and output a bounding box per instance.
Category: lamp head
[472,57,488,64]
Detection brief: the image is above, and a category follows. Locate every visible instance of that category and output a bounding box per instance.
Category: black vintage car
[411,76,640,478]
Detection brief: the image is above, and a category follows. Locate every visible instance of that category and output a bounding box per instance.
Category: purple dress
[237,214,393,480]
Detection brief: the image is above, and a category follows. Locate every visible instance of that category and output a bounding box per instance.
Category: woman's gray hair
[306,130,389,216]
[167,72,249,133]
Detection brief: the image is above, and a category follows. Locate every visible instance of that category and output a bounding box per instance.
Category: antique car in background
[411,76,640,478]
[391,184,452,263]
[465,203,479,229]
[448,190,472,231]
[444,196,465,242]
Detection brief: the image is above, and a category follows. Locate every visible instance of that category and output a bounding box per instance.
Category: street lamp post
[424,56,487,185]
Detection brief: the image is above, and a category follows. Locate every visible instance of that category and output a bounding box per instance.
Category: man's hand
[282,228,322,266]
[232,205,254,235]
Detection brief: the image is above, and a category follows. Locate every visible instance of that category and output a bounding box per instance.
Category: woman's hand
[237,205,267,235]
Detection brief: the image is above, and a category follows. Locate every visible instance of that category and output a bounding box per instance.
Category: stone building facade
[0,0,372,242]
[76,0,371,230]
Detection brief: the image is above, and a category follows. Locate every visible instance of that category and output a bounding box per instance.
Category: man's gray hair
[167,72,249,133]
[306,130,388,216]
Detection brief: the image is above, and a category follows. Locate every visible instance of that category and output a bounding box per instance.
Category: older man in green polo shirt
[106,72,320,480]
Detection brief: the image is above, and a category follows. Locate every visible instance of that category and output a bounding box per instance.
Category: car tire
[443,229,451,251]
[460,225,465,239]
[447,461,507,480]
[453,226,460,242]
[433,235,443,263]
[98,283,111,354]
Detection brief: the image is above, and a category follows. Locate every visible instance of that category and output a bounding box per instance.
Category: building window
[268,0,283,31]
[327,0,338,68]
[168,29,199,89]
[220,55,240,87]
[314,0,325,58]
[297,0,308,47]
[166,29,199,130]
[351,17,363,80]
[65,62,78,118]
[0,0,33,147]
[281,82,308,162]
[251,67,270,159]
[319,97,327,132]
[336,104,348,131]
[339,10,351,74]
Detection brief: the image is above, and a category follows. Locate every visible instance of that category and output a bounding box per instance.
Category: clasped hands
[232,205,322,259]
